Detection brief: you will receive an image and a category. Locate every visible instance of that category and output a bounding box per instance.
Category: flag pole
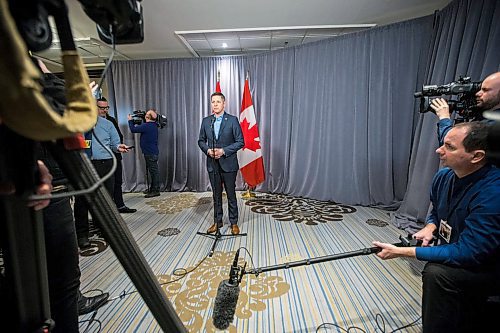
[241,70,256,200]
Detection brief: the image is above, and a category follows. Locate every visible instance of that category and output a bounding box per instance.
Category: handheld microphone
[212,250,241,330]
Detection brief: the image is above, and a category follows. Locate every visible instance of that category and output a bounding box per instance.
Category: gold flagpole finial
[246,70,249,81]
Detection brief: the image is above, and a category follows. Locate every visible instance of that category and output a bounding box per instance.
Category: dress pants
[74,159,114,241]
[144,154,160,192]
[208,160,238,225]
[422,262,499,333]
[43,196,81,332]
[112,154,125,208]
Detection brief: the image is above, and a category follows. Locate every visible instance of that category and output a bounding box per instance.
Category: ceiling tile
[270,36,303,48]
[238,31,272,38]
[208,38,240,50]
[206,32,239,40]
[272,29,306,38]
[184,33,207,40]
[188,40,212,50]
[240,37,271,49]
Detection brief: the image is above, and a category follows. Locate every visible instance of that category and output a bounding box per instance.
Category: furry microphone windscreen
[212,279,240,330]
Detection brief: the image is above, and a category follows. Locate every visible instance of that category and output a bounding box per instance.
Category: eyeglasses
[97,106,110,110]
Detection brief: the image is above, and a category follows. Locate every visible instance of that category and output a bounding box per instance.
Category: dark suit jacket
[198,113,244,173]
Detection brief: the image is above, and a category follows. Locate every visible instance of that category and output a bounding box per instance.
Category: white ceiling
[175,24,377,57]
[36,0,452,69]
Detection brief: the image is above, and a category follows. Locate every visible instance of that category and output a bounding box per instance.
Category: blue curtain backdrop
[107,0,499,230]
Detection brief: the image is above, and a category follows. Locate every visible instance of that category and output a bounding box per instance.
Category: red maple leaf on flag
[241,118,261,152]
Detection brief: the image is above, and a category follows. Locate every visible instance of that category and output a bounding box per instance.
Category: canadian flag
[237,79,265,187]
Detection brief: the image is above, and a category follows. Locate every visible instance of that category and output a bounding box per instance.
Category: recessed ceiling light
[222,42,228,48]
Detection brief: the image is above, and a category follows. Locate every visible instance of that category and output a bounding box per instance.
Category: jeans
[144,154,160,192]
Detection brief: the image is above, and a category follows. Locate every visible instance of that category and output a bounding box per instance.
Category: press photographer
[131,109,167,129]
[415,72,500,145]
[128,109,161,197]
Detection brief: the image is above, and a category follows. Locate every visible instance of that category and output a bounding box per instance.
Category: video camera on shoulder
[414,76,482,121]
[131,110,167,129]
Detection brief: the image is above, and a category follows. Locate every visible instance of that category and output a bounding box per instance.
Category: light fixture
[222,42,228,48]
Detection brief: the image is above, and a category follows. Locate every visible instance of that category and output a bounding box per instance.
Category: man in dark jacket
[128,109,160,197]
[198,92,244,235]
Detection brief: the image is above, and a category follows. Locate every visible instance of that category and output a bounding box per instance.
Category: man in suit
[198,92,244,235]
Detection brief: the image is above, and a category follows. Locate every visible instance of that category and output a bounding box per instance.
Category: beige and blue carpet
[79,192,424,332]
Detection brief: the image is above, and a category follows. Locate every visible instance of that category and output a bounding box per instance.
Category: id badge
[84,140,91,149]
[439,219,452,243]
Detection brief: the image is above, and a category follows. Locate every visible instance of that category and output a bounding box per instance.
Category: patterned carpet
[78,192,424,332]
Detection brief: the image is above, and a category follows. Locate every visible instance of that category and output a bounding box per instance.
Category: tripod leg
[1,197,53,332]
[48,141,186,332]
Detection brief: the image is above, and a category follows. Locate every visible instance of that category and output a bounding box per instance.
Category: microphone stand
[197,116,246,257]
[211,235,428,330]
[236,235,423,279]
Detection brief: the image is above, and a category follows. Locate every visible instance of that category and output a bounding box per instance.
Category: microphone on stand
[211,235,428,330]
[212,250,241,330]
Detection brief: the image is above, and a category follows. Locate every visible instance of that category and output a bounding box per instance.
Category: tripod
[197,116,246,257]
[0,130,186,332]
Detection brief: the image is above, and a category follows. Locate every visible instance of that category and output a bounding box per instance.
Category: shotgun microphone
[212,250,241,330]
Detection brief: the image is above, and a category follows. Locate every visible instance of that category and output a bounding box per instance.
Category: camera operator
[98,97,137,214]
[373,122,500,333]
[75,99,131,249]
[128,109,160,198]
[431,72,500,145]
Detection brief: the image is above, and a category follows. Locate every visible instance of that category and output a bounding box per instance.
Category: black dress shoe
[78,237,91,250]
[144,191,160,198]
[78,292,109,315]
[118,206,137,213]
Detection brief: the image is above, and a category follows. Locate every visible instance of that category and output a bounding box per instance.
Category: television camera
[131,110,168,129]
[8,0,144,52]
[414,76,482,121]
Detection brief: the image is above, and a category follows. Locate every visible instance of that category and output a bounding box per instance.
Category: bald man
[431,72,500,145]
